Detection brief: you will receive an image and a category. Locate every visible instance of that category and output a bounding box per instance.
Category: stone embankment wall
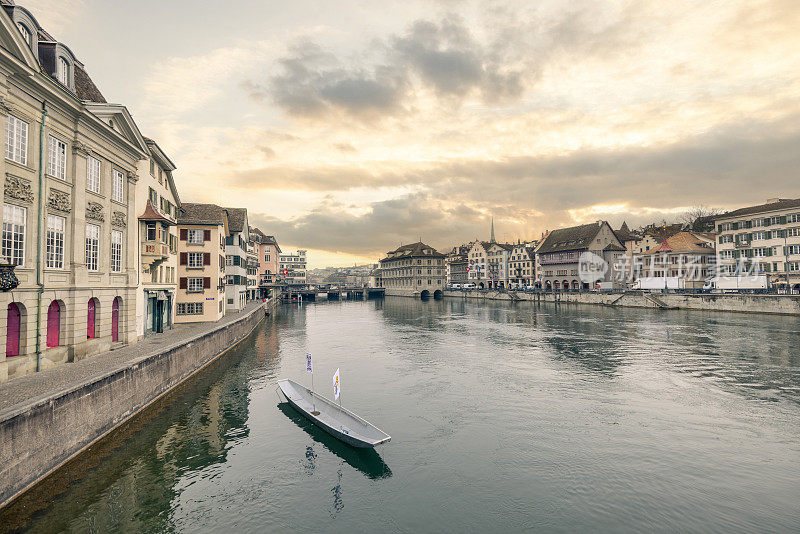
[441,290,800,315]
[0,298,277,509]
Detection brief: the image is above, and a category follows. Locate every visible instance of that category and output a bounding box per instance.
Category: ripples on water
[2,298,799,533]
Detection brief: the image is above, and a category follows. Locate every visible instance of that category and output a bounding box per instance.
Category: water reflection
[277,403,392,480]
[0,319,271,534]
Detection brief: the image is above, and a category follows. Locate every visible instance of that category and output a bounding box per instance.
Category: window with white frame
[752,231,765,241]
[788,261,800,272]
[177,302,203,315]
[188,252,203,268]
[85,223,100,271]
[5,114,28,165]
[112,169,124,202]
[48,136,67,180]
[187,278,203,292]
[111,230,123,272]
[788,227,800,238]
[46,214,65,269]
[56,57,69,85]
[786,245,800,255]
[188,229,203,244]
[87,156,101,193]
[2,203,26,266]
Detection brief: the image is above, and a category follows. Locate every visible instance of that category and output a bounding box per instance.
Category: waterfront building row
[419,198,800,294]
[0,2,285,382]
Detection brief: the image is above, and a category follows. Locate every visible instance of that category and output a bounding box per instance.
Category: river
[2,297,800,533]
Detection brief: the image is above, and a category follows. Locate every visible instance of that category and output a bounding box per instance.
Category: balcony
[142,240,170,261]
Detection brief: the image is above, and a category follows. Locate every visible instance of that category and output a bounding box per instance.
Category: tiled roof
[717,198,800,219]
[382,241,444,260]
[74,64,106,103]
[178,203,227,225]
[641,232,716,255]
[138,199,173,225]
[224,207,247,233]
[614,221,639,242]
[537,222,602,254]
[603,242,626,252]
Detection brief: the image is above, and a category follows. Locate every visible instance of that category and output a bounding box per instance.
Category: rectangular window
[787,245,800,255]
[188,277,203,292]
[188,252,203,268]
[46,214,65,269]
[111,230,123,272]
[146,222,157,241]
[148,187,157,205]
[188,229,203,244]
[87,156,101,193]
[85,223,100,271]
[3,203,26,266]
[5,114,28,165]
[48,136,67,180]
[112,169,124,202]
[177,302,204,315]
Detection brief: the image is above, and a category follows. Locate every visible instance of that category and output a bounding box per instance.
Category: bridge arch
[478,282,485,289]
[420,289,431,299]
[433,289,443,300]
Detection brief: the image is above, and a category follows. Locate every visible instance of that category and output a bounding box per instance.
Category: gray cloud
[251,193,488,256]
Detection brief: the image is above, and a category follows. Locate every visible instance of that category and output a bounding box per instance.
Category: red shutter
[179,277,188,289]
[180,252,187,265]
[180,228,188,241]
[203,252,211,265]
[204,229,211,242]
[203,277,211,289]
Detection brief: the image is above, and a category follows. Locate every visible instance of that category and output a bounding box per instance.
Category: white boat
[277,379,391,448]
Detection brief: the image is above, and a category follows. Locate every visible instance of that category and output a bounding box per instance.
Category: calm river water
[3,298,800,533]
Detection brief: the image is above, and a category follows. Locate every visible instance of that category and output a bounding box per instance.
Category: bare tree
[681,205,722,231]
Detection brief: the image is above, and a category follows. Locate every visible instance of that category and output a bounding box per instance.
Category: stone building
[250,226,280,298]
[536,221,624,291]
[176,203,227,323]
[633,231,716,290]
[486,242,513,289]
[223,207,249,312]
[379,241,445,298]
[1,3,144,380]
[508,242,537,288]
[467,241,491,287]
[445,243,471,285]
[279,249,307,287]
[715,198,800,292]
[136,138,180,338]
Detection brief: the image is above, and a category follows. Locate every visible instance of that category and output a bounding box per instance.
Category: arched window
[17,23,31,45]
[87,298,98,340]
[47,301,61,348]
[6,303,21,357]
[112,297,121,342]
[56,57,69,85]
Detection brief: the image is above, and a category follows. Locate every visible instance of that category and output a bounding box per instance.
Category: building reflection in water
[378,295,800,405]
[1,317,283,534]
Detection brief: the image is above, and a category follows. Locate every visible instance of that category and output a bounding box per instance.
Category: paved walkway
[0,301,270,420]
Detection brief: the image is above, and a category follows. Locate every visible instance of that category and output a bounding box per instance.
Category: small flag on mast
[306,353,313,373]
[333,368,340,400]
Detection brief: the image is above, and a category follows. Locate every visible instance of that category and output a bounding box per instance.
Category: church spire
[490,217,496,243]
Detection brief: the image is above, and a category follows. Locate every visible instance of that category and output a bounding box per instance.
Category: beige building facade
[715,198,800,292]
[176,203,227,323]
[379,242,445,297]
[1,4,143,381]
[135,138,180,338]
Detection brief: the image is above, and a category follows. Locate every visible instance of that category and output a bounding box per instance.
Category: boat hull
[277,379,391,449]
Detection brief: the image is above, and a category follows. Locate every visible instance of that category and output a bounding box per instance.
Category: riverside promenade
[0,298,277,509]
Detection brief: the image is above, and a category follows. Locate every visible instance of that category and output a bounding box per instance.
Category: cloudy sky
[25,0,800,266]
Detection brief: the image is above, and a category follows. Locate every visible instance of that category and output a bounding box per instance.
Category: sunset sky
[24,0,800,267]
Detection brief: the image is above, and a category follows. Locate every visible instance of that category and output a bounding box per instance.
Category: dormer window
[17,23,31,46]
[56,57,69,85]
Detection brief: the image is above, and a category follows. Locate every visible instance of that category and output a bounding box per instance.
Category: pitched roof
[603,242,626,252]
[178,203,227,225]
[614,221,639,243]
[537,222,602,254]
[74,64,106,103]
[641,231,716,255]
[224,207,247,233]
[382,241,445,260]
[717,198,800,219]
[138,199,174,225]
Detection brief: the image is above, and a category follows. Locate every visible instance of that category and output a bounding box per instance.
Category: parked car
[449,284,461,289]
[462,283,476,289]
